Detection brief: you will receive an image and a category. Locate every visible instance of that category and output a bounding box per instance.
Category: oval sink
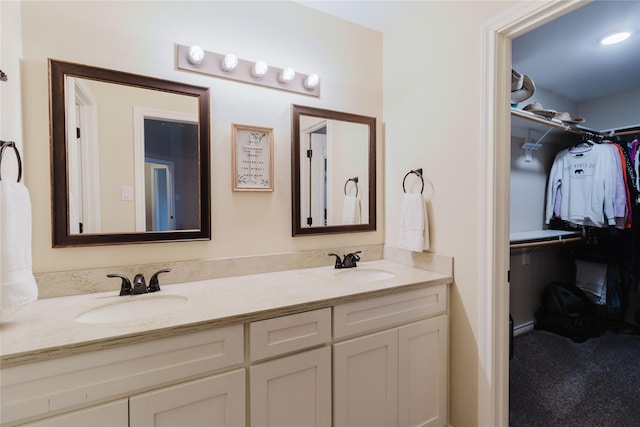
[335,268,395,282]
[75,294,188,324]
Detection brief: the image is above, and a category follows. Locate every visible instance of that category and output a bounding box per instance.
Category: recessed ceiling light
[600,32,631,45]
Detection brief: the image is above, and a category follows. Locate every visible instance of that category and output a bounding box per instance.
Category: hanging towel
[342,195,361,224]
[1,180,38,320]
[398,192,429,252]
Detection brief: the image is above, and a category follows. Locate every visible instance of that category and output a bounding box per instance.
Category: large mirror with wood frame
[291,104,376,236]
[49,59,210,246]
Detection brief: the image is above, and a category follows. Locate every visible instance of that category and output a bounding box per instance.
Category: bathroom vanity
[1,260,451,427]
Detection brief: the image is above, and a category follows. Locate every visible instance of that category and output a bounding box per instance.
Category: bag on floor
[535,282,603,342]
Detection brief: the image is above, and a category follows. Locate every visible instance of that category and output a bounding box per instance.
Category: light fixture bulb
[303,73,320,90]
[221,53,239,72]
[279,67,295,83]
[187,45,205,65]
[252,61,269,78]
[600,31,631,45]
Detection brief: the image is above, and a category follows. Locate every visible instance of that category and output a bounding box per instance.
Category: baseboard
[514,320,535,336]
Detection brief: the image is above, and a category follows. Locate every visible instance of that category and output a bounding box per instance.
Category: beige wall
[18,1,383,272]
[83,79,197,233]
[328,121,369,224]
[383,2,515,426]
[0,1,23,182]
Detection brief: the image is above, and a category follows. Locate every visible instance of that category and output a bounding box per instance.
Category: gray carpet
[509,329,640,427]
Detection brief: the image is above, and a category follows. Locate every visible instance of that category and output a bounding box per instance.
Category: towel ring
[402,168,424,194]
[344,177,359,197]
[0,140,22,182]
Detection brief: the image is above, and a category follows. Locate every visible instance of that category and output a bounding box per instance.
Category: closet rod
[610,129,639,137]
[509,236,582,249]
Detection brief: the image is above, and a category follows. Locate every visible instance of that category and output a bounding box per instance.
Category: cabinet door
[334,329,398,427]
[129,369,245,427]
[398,316,448,427]
[250,346,331,427]
[18,399,128,427]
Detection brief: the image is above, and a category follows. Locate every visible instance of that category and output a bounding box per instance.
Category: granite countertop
[0,260,451,367]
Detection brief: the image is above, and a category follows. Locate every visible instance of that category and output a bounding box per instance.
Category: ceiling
[295,1,417,32]
[297,0,640,103]
[512,0,640,103]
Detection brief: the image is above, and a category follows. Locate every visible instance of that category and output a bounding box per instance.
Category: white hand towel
[398,192,429,252]
[1,180,38,320]
[342,195,361,224]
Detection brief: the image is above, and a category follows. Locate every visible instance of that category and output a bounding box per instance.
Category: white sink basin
[335,268,395,282]
[75,294,188,324]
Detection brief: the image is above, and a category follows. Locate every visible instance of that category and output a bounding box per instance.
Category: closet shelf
[511,108,596,136]
[512,108,640,138]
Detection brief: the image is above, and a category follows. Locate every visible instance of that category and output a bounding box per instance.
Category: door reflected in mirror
[291,105,376,236]
[65,77,199,235]
[50,60,211,246]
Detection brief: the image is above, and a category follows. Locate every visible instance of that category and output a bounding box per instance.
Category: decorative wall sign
[232,124,274,191]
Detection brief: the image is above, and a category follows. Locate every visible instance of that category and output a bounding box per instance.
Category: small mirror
[291,105,376,236]
[49,59,211,246]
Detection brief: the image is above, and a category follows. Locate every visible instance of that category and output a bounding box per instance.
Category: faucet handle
[132,274,148,295]
[342,251,362,268]
[107,274,132,296]
[149,269,171,293]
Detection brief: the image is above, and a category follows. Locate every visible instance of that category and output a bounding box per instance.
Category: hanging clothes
[545,142,626,228]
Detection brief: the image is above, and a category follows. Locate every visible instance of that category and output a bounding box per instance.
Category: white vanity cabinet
[4,325,244,427]
[249,308,332,427]
[17,399,129,427]
[333,285,448,427]
[3,278,450,427]
[129,369,246,427]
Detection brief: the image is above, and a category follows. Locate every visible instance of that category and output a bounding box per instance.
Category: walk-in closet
[508,1,640,426]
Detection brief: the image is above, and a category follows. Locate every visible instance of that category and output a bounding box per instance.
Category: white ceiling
[296,0,640,103]
[512,0,640,103]
[295,0,417,32]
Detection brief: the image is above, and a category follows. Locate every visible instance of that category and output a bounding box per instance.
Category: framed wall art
[232,124,274,191]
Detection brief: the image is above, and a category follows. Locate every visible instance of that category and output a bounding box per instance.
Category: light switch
[121,185,134,201]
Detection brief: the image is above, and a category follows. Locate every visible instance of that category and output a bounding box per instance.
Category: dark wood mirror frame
[49,59,211,247]
[291,104,376,236]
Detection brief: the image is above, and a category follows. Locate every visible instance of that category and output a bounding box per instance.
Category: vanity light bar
[176,44,320,97]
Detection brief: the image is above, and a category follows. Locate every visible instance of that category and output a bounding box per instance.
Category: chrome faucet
[107,269,171,296]
[328,251,361,269]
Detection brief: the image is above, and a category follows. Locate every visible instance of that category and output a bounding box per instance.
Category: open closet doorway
[507,1,640,425]
[482,1,640,425]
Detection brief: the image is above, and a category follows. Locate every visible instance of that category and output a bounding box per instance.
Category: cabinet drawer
[334,285,446,339]
[250,308,331,361]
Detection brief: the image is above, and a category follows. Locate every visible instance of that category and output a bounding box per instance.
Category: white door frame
[133,106,197,232]
[65,77,101,233]
[480,1,586,425]
[145,160,175,231]
[301,119,329,227]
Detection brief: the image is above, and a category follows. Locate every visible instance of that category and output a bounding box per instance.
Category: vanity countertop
[1,260,451,367]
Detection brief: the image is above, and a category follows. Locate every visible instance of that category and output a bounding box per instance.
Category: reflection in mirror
[50,59,211,246]
[291,105,376,236]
